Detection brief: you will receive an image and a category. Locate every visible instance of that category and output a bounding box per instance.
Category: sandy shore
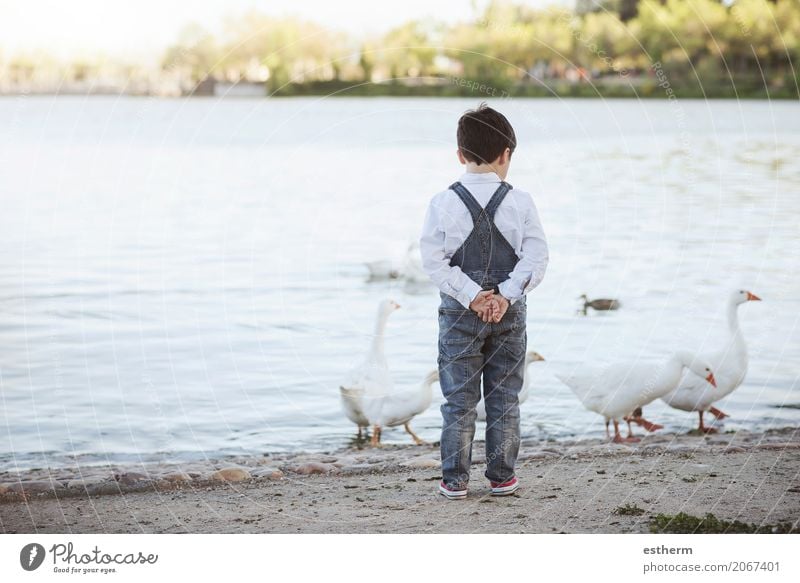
[2,427,799,534]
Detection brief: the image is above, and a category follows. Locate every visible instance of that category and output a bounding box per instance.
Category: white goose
[660,289,761,432]
[364,259,403,281]
[365,241,430,284]
[340,299,400,439]
[476,351,545,421]
[555,351,717,443]
[366,369,439,446]
[339,389,370,439]
[402,241,430,284]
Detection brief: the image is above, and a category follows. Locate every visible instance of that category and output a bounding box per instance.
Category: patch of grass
[614,503,646,516]
[649,512,799,534]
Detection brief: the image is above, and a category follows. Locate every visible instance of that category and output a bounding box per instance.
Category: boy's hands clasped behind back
[469,290,510,323]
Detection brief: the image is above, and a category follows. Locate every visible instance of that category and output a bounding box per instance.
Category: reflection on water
[0,96,798,471]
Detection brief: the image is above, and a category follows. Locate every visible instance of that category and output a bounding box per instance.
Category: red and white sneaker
[490,476,519,496]
[438,481,468,500]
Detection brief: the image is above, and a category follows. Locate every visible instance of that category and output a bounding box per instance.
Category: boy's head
[456,102,516,176]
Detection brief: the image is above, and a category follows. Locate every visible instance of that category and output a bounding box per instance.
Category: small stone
[210,467,252,482]
[724,446,747,454]
[67,477,108,490]
[292,462,339,475]
[251,468,283,480]
[401,458,439,469]
[115,472,151,486]
[161,472,192,483]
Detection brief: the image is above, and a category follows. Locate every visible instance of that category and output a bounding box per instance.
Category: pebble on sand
[115,472,152,486]
[401,457,439,469]
[161,471,193,483]
[292,462,340,475]
[67,477,109,490]
[251,468,284,480]
[210,467,252,482]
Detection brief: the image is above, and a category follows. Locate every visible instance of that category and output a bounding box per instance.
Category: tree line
[160,0,799,97]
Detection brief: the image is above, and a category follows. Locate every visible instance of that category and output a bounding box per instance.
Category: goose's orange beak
[746,292,761,301]
[706,373,717,387]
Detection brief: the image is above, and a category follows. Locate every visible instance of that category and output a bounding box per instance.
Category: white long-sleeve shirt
[419,171,548,309]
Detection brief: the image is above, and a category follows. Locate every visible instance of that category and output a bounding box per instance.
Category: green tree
[162,23,219,81]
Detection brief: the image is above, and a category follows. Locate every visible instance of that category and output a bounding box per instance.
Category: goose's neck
[657,354,689,394]
[369,313,389,358]
[726,300,747,355]
[418,371,437,408]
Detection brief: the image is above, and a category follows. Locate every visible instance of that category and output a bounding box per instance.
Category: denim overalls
[438,180,527,489]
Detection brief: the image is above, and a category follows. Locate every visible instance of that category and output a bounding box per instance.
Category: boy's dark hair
[457,102,516,165]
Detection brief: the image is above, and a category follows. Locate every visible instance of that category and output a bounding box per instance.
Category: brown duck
[578,294,621,316]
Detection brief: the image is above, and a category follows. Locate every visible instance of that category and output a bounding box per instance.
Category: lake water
[1,96,798,472]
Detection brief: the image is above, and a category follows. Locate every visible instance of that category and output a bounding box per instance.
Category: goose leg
[605,419,610,439]
[370,425,383,447]
[357,426,363,439]
[624,406,663,433]
[615,418,640,443]
[698,411,717,434]
[404,422,426,445]
[625,414,664,433]
[612,420,629,444]
[709,406,728,420]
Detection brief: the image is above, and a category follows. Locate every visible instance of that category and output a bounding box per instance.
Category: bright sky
[0,0,568,61]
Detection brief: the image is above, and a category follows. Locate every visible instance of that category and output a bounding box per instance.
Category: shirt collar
[459,171,501,183]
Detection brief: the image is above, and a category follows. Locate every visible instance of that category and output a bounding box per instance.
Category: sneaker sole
[490,483,519,496]
[438,485,468,499]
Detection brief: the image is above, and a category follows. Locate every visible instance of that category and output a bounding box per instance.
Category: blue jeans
[437,293,526,489]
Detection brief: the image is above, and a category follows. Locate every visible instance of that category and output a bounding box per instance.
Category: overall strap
[449,182,483,225]
[484,182,512,219]
[449,181,513,225]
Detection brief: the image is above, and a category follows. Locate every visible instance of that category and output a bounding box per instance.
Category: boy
[419,103,548,499]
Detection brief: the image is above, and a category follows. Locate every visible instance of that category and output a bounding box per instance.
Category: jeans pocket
[505,312,527,355]
[438,309,476,340]
[438,311,477,365]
